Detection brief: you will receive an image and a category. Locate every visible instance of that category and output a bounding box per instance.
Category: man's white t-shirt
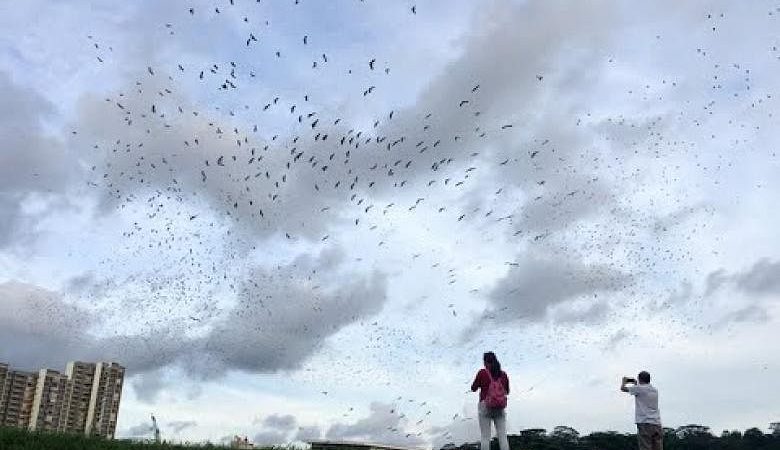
[627,384,661,425]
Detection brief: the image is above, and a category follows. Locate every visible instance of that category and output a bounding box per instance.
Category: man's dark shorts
[637,423,663,450]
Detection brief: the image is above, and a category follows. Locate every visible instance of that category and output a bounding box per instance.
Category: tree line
[443,424,780,450]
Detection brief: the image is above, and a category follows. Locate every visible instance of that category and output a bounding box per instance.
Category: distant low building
[441,443,478,450]
[309,440,424,450]
[231,435,255,449]
[0,361,124,439]
[674,424,712,438]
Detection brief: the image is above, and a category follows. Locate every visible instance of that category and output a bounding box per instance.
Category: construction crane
[151,414,161,444]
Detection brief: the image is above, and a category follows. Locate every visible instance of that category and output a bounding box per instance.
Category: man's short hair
[638,371,651,383]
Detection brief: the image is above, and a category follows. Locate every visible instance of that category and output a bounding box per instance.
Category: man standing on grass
[621,371,663,450]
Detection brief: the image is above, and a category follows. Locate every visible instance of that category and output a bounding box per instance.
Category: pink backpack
[485,371,507,410]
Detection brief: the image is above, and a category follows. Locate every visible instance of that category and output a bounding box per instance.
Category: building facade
[309,440,423,450]
[85,362,124,438]
[29,369,69,432]
[0,361,124,439]
[0,365,38,429]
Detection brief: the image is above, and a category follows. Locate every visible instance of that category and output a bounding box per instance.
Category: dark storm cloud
[0,73,67,191]
[0,281,95,370]
[65,0,627,253]
[421,0,692,336]
[0,282,195,400]
[257,401,426,446]
[294,425,323,442]
[375,0,620,187]
[733,259,780,296]
[251,413,304,445]
[705,269,729,297]
[35,0,654,330]
[552,300,611,325]
[253,430,290,446]
[718,305,769,325]
[130,369,169,403]
[0,197,22,248]
[0,281,190,401]
[0,246,387,392]
[703,258,780,325]
[0,72,80,248]
[3,0,680,325]
[325,402,425,447]
[70,80,345,242]
[308,0,654,334]
[263,414,297,431]
[200,248,387,375]
[472,250,631,331]
[705,258,780,298]
[318,0,627,240]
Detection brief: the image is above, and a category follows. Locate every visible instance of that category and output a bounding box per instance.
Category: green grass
[0,426,271,450]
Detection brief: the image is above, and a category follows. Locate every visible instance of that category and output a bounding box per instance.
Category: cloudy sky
[1,0,779,446]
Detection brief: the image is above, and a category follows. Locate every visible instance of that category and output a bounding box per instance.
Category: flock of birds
[41,0,780,444]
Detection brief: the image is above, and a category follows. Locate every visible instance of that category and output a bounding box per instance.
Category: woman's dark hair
[483,352,501,378]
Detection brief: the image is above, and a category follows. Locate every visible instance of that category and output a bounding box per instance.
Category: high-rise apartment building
[29,369,69,432]
[0,365,38,429]
[85,362,124,438]
[59,362,99,434]
[0,361,124,439]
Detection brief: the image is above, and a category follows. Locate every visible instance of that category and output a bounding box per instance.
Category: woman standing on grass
[471,351,510,450]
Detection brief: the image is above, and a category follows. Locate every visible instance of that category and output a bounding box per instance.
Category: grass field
[0,426,270,450]
[5,425,780,450]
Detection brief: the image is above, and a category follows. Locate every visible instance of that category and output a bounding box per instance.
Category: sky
[1,0,779,446]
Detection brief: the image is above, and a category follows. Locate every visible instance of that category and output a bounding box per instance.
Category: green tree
[548,426,580,450]
[581,431,633,450]
[675,424,713,450]
[743,427,766,449]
